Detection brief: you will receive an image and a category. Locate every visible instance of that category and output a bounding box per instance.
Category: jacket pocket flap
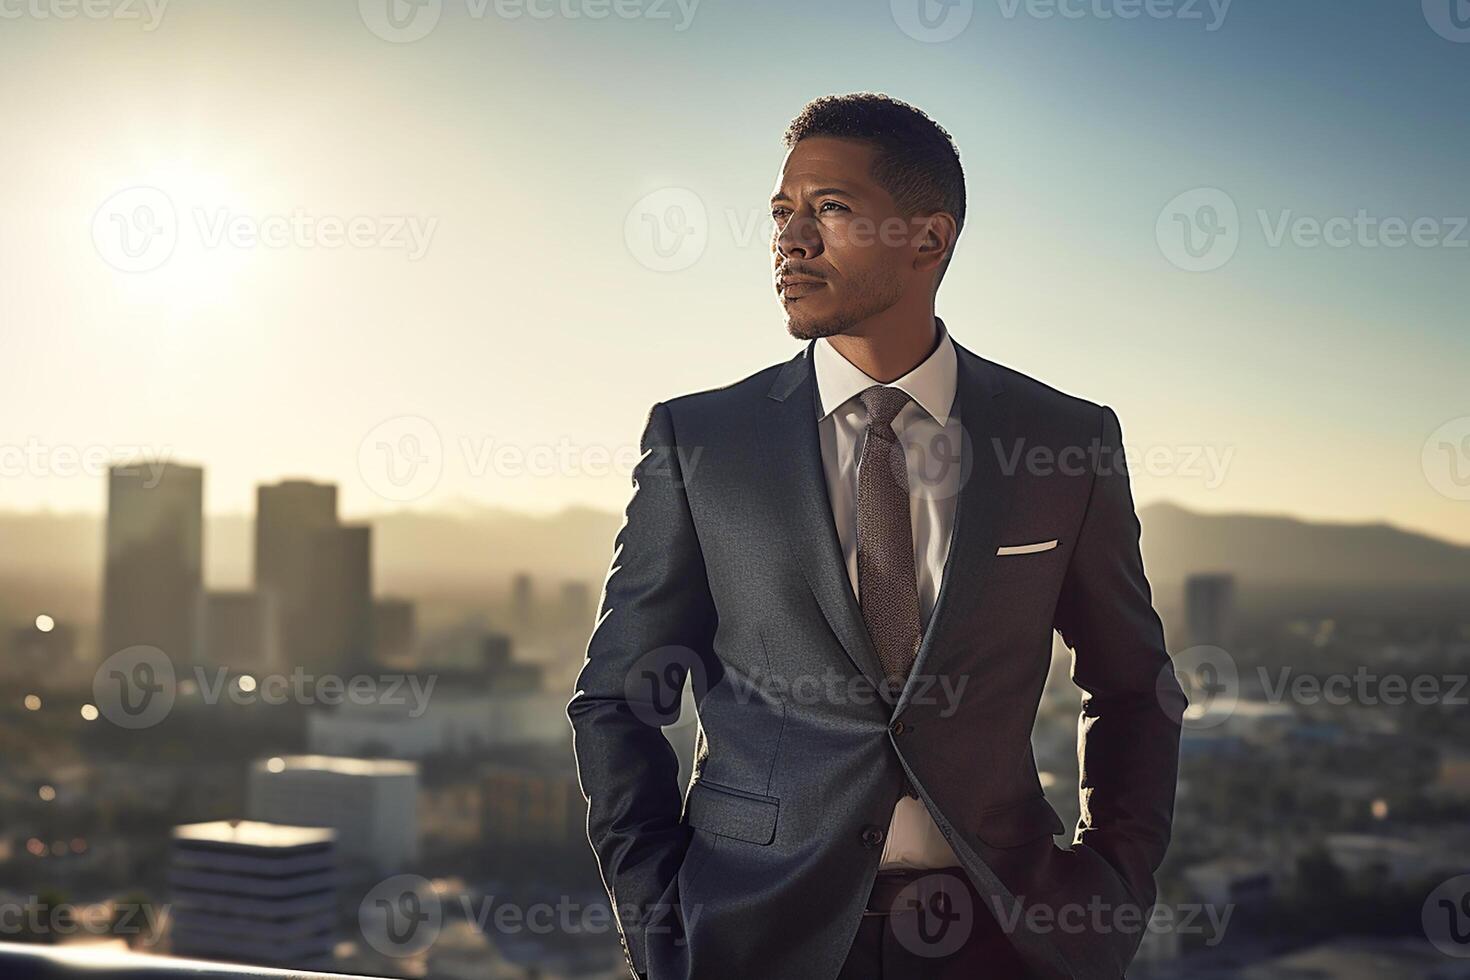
[971,793,1066,848]
[684,780,779,845]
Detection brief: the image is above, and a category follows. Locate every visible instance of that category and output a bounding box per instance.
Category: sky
[2,0,1468,543]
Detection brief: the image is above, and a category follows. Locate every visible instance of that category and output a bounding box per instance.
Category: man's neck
[825,306,939,383]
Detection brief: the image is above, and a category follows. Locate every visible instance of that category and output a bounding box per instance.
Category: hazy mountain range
[2,502,1467,628]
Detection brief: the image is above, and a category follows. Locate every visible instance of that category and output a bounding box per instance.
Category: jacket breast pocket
[683,779,779,845]
[971,792,1067,848]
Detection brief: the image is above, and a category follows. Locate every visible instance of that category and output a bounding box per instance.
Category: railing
[0,943,393,980]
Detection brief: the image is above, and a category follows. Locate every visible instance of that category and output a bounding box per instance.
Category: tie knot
[860,385,911,439]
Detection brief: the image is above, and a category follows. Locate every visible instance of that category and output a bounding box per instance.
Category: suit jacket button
[890,720,905,736]
[860,825,886,847]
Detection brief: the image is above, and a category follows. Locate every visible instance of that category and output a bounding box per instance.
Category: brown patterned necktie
[855,384,923,699]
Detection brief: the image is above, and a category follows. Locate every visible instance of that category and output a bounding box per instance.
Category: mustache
[774,265,826,281]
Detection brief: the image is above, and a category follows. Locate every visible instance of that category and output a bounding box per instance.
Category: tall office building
[307,524,373,673]
[196,590,279,670]
[102,462,203,663]
[254,480,337,669]
[247,756,418,875]
[1185,573,1237,648]
[169,820,338,970]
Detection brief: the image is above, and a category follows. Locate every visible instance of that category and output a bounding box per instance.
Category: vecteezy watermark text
[92,646,437,729]
[93,187,437,273]
[0,0,168,29]
[358,0,700,43]
[0,441,173,484]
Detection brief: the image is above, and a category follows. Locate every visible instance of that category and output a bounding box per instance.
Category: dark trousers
[837,867,1036,979]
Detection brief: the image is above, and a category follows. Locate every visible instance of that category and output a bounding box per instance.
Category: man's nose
[776,213,821,259]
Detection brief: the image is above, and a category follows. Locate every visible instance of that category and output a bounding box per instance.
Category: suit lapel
[757,343,889,693]
[896,341,1015,715]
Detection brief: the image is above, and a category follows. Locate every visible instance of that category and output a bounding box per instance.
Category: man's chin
[783,310,846,341]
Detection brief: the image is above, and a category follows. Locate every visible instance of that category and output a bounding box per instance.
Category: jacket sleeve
[1052,404,1188,915]
[566,400,718,978]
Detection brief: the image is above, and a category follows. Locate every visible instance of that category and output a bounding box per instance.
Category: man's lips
[776,277,826,298]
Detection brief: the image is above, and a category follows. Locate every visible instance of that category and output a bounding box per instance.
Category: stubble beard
[783,269,904,341]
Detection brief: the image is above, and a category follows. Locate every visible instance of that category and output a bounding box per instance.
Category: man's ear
[913,212,958,276]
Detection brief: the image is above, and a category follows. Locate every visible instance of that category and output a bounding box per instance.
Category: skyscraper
[307,524,373,674]
[102,462,203,663]
[254,480,336,668]
[1184,573,1237,649]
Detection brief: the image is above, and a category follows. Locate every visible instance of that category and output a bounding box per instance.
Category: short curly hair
[783,92,966,281]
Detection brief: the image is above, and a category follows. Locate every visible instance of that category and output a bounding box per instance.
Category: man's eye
[820,201,848,213]
[771,208,790,220]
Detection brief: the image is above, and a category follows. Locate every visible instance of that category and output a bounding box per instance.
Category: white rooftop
[252,755,418,777]
[172,820,335,848]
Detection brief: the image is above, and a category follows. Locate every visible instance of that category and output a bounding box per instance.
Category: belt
[862,866,972,917]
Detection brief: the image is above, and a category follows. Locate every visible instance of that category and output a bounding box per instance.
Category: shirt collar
[813,318,957,426]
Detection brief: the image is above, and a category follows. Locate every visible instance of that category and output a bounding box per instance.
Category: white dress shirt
[812,320,963,870]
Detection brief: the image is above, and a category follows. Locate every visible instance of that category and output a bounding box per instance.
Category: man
[567,92,1186,980]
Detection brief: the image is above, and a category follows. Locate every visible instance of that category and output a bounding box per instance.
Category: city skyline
[2,1,1467,546]
[8,1,1467,976]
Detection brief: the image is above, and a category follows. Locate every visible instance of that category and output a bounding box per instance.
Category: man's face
[770,136,914,340]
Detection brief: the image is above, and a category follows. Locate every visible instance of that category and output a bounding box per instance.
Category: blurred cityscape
[2,460,1469,978]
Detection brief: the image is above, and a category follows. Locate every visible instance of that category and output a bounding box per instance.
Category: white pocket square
[996,539,1058,556]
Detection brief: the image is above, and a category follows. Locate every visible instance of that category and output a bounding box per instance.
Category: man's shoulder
[961,347,1109,437]
[658,349,801,419]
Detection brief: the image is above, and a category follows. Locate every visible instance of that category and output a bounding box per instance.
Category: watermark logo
[624,644,710,727]
[1423,874,1470,957]
[359,415,444,503]
[625,187,708,272]
[92,187,178,273]
[891,0,974,43]
[1424,0,1470,42]
[93,646,176,729]
[1167,645,1238,730]
[885,414,974,503]
[1422,416,1470,501]
[360,875,442,956]
[1157,187,1239,272]
[890,872,975,958]
[359,0,443,42]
